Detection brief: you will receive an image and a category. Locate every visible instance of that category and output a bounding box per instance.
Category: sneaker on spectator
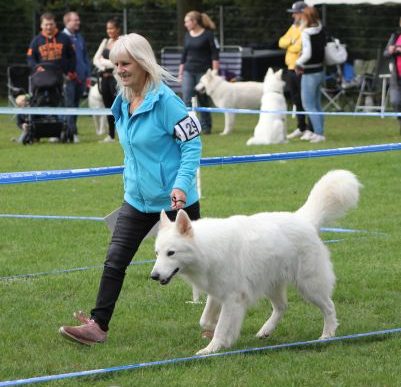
[309,133,326,143]
[59,319,107,345]
[286,128,303,139]
[300,130,314,141]
[73,134,80,144]
[48,137,60,143]
[99,135,115,143]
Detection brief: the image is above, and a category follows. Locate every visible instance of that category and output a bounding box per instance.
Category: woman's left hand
[170,188,187,210]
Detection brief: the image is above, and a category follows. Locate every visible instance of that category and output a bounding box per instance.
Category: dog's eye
[167,250,175,257]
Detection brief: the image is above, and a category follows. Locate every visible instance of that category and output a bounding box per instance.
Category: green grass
[1,111,401,386]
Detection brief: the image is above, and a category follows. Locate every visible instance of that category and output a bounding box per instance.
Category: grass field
[1,110,401,386]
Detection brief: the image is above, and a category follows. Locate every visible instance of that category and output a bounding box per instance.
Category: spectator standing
[59,33,202,345]
[279,1,314,141]
[178,11,219,134]
[383,17,401,135]
[27,12,76,77]
[93,17,122,143]
[63,11,91,143]
[295,6,326,143]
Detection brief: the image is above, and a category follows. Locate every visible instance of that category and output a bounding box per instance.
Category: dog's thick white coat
[246,68,287,145]
[195,69,263,135]
[88,83,107,135]
[151,170,361,355]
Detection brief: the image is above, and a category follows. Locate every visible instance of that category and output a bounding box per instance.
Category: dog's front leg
[196,296,246,355]
[199,295,221,338]
[220,113,235,135]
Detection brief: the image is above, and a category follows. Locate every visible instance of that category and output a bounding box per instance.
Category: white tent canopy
[307,0,401,4]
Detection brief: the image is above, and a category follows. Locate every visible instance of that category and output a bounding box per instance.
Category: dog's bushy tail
[296,170,362,230]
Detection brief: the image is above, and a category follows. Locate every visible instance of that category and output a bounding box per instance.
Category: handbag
[325,38,348,66]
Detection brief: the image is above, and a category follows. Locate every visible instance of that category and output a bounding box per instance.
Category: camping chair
[7,64,31,106]
[354,54,390,114]
[321,65,345,111]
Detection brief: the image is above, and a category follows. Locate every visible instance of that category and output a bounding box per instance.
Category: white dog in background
[151,170,361,355]
[195,69,263,135]
[88,82,107,136]
[247,68,287,145]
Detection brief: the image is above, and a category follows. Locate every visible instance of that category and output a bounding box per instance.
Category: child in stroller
[23,63,68,144]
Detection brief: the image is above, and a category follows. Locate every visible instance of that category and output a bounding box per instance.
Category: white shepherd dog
[88,82,107,136]
[195,69,263,135]
[151,170,361,355]
[246,68,287,145]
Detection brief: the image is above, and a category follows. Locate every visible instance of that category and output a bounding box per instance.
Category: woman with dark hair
[93,17,122,143]
[295,6,326,143]
[384,17,401,134]
[179,11,219,134]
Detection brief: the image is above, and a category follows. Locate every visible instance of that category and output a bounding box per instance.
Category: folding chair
[354,53,390,113]
[321,65,345,111]
[7,63,31,106]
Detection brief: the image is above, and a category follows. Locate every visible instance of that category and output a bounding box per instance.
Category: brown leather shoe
[59,319,107,345]
[73,310,90,324]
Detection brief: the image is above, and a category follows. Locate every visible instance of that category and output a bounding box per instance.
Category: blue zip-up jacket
[111,82,202,213]
[63,28,91,82]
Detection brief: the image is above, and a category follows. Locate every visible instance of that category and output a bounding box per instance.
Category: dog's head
[150,210,195,285]
[263,68,285,94]
[195,69,220,94]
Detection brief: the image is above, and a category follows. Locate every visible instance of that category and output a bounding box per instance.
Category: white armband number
[174,115,201,141]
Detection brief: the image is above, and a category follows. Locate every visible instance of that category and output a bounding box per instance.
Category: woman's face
[115,53,147,90]
[107,22,120,39]
[184,16,197,31]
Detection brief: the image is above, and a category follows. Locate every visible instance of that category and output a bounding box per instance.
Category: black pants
[286,70,313,132]
[91,201,201,331]
[100,74,117,139]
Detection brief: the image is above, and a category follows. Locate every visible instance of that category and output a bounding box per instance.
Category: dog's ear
[175,209,193,237]
[267,67,274,76]
[160,210,171,228]
[275,69,283,79]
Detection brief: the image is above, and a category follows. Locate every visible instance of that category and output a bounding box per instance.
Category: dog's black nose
[150,273,159,281]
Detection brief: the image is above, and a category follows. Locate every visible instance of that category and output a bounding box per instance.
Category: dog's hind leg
[199,295,221,338]
[256,283,288,338]
[297,282,338,339]
[196,295,246,355]
[220,113,235,135]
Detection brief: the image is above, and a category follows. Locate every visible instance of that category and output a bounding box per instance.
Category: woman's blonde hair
[109,33,176,101]
[185,11,216,30]
[302,6,321,27]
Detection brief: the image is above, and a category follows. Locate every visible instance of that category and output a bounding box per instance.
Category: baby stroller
[23,63,67,144]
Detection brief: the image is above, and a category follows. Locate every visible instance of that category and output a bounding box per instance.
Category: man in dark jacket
[63,11,91,143]
[27,12,76,77]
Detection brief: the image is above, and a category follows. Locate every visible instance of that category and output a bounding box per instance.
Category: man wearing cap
[279,1,314,140]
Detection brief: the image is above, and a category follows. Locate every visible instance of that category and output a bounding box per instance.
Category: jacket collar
[111,83,165,121]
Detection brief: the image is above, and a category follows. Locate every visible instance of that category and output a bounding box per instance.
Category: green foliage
[0,111,401,385]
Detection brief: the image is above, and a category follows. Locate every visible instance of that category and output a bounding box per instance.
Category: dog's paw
[219,131,230,136]
[196,339,223,355]
[256,328,272,339]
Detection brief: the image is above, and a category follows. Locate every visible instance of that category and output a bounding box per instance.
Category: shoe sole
[59,327,104,346]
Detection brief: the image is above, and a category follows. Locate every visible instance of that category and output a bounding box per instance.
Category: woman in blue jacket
[60,33,202,345]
